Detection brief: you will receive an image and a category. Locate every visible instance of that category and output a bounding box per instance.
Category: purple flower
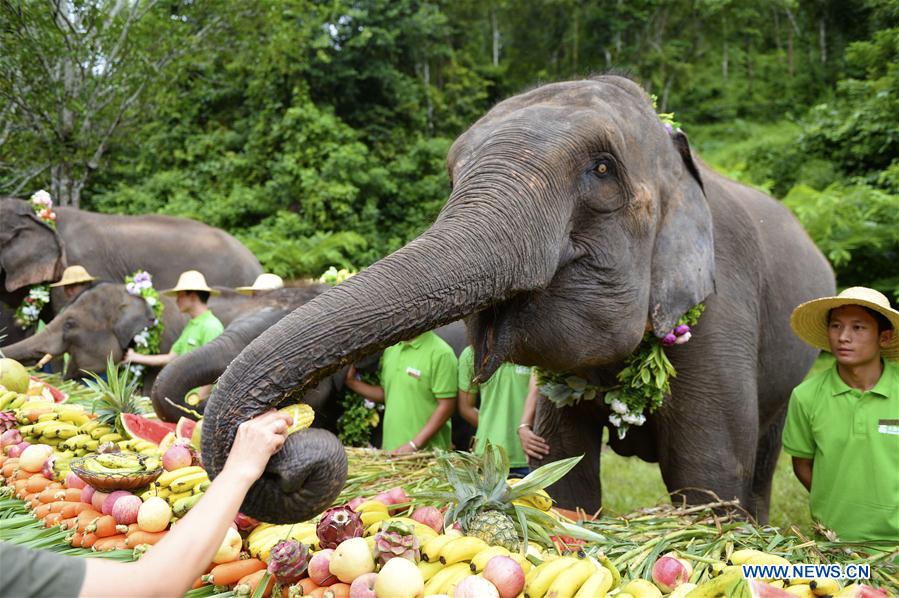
[133,271,152,285]
[664,122,673,134]
[674,324,691,336]
[661,333,677,346]
[674,331,692,345]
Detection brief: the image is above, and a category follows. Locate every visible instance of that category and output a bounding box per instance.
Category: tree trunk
[818,16,826,65]
[491,5,500,67]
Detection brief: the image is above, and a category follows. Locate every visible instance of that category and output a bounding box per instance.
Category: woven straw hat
[235,273,284,295]
[49,265,97,287]
[161,270,220,296]
[790,287,899,360]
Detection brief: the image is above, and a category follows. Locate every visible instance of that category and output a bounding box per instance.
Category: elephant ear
[649,131,715,336]
[113,295,153,348]
[0,200,65,292]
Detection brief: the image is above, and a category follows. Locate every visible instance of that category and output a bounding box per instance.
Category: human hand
[223,410,293,484]
[518,425,550,460]
[345,364,357,383]
[123,348,137,363]
[391,442,416,455]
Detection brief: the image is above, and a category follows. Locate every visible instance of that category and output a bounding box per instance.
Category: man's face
[827,305,893,367]
[63,283,85,301]
[176,291,194,313]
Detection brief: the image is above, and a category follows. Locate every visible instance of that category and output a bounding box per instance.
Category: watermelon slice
[120,413,177,445]
[29,377,67,403]
[175,417,197,440]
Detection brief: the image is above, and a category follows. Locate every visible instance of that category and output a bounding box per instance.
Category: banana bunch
[115,438,160,455]
[151,466,209,510]
[0,390,27,411]
[422,562,474,595]
[78,451,156,475]
[524,554,614,598]
[246,522,318,561]
[14,403,93,449]
[56,419,121,455]
[354,500,392,528]
[507,477,554,511]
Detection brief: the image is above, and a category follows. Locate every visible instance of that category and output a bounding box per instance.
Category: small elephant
[200,76,834,524]
[0,197,262,343]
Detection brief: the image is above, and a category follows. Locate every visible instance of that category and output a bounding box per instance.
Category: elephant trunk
[203,184,560,523]
[150,308,290,423]
[1,318,64,364]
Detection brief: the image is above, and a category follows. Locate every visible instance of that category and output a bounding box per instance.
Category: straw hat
[49,265,96,287]
[235,273,284,295]
[790,287,899,360]
[161,270,220,296]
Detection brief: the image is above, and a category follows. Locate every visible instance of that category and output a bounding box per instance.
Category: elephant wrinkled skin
[202,76,834,523]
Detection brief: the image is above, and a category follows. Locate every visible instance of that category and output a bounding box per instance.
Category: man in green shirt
[346,331,457,453]
[124,270,224,368]
[784,287,899,541]
[457,346,532,476]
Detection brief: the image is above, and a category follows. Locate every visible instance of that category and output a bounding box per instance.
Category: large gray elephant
[200,76,834,524]
[0,283,277,386]
[0,198,262,342]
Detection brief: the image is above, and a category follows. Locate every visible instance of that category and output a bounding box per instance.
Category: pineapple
[82,356,153,431]
[436,442,582,551]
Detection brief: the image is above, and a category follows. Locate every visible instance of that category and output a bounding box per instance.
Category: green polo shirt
[171,309,224,356]
[380,331,457,451]
[782,360,899,541]
[458,346,531,468]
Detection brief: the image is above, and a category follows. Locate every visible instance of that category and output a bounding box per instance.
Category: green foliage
[337,393,381,447]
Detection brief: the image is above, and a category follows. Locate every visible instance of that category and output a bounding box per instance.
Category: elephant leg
[532,396,603,513]
[750,402,788,523]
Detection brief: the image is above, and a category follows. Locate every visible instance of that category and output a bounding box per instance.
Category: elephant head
[1,283,162,376]
[0,198,66,298]
[202,75,716,522]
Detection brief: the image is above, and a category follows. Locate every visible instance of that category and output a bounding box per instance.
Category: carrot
[76,509,102,533]
[43,512,63,527]
[60,487,82,502]
[124,530,168,548]
[49,501,69,514]
[59,517,78,530]
[80,533,98,548]
[321,584,350,598]
[13,479,28,493]
[296,579,320,595]
[123,523,140,536]
[60,501,90,519]
[70,532,83,548]
[1,460,17,477]
[236,570,274,598]
[38,487,62,503]
[191,577,208,590]
[33,503,54,519]
[93,534,128,551]
[203,559,266,587]
[86,515,118,537]
[25,475,54,493]
[12,469,32,481]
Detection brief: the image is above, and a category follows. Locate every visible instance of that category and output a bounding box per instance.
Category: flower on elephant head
[30,190,53,207]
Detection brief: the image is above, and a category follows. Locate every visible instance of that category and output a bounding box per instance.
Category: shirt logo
[878,419,899,436]
[406,367,421,379]
[515,366,531,375]
[188,339,198,346]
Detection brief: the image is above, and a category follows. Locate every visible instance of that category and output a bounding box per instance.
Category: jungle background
[2,1,898,528]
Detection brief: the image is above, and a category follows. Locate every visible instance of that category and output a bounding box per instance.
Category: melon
[120,413,176,445]
[175,417,197,440]
[0,358,29,394]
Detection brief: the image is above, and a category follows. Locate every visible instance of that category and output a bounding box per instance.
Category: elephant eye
[593,158,612,178]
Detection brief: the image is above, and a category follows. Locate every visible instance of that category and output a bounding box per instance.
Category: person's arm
[79,410,292,597]
[123,348,177,368]
[344,364,385,403]
[457,390,479,427]
[518,372,550,460]
[393,397,456,454]
[792,457,813,491]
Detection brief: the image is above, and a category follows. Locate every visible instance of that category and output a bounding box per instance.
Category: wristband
[408,440,418,450]
[518,423,532,430]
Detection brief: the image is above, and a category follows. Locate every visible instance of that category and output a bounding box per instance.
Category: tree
[0,0,223,207]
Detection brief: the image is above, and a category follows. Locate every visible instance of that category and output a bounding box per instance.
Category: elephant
[0,283,313,388]
[199,75,834,524]
[0,198,262,342]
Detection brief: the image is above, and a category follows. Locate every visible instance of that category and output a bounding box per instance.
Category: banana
[435,567,474,595]
[384,517,439,540]
[728,549,790,567]
[525,556,580,598]
[785,585,816,598]
[37,412,61,422]
[78,419,105,433]
[8,395,26,409]
[193,480,210,494]
[438,535,489,565]
[621,578,664,598]
[669,583,698,598]
[58,411,89,426]
[810,579,841,596]
[685,570,744,598]
[471,545,512,572]
[574,567,614,598]
[156,465,205,487]
[169,471,209,493]
[595,553,621,589]
[81,439,98,451]
[771,581,788,589]
[93,452,143,470]
[55,426,78,439]
[97,432,124,444]
[421,533,458,562]
[360,510,390,528]
[418,560,445,582]
[88,425,114,440]
[166,490,193,506]
[172,493,203,517]
[422,562,472,596]
[545,556,598,597]
[0,390,19,410]
[511,553,534,574]
[355,500,390,515]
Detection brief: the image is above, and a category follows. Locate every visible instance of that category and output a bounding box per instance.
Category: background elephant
[0,283,313,387]
[0,198,262,342]
[200,75,834,524]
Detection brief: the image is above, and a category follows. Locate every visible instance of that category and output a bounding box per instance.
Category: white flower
[30,190,52,206]
[610,399,629,415]
[674,331,692,345]
[608,414,622,427]
[617,426,628,440]
[23,306,39,318]
[144,296,157,307]
[363,399,375,410]
[31,288,50,302]
[126,282,139,296]
[129,365,145,377]
[132,329,150,347]
[622,412,646,426]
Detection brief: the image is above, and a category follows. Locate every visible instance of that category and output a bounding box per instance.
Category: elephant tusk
[36,353,53,368]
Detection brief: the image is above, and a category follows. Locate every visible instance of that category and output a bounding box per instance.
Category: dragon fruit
[373,520,420,566]
[0,411,17,432]
[316,505,364,549]
[267,539,310,585]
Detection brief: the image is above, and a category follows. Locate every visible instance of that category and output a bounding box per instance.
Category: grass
[598,354,836,534]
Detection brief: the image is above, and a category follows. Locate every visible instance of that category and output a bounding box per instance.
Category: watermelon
[30,377,67,403]
[175,417,197,440]
[120,413,176,445]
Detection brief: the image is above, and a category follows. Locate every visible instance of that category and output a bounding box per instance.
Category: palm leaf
[506,455,583,500]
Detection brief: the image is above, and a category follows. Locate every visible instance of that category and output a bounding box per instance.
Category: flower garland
[535,304,705,439]
[124,270,164,381]
[13,191,59,329]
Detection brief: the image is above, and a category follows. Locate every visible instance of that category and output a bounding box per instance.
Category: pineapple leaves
[506,454,583,501]
[82,355,152,427]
